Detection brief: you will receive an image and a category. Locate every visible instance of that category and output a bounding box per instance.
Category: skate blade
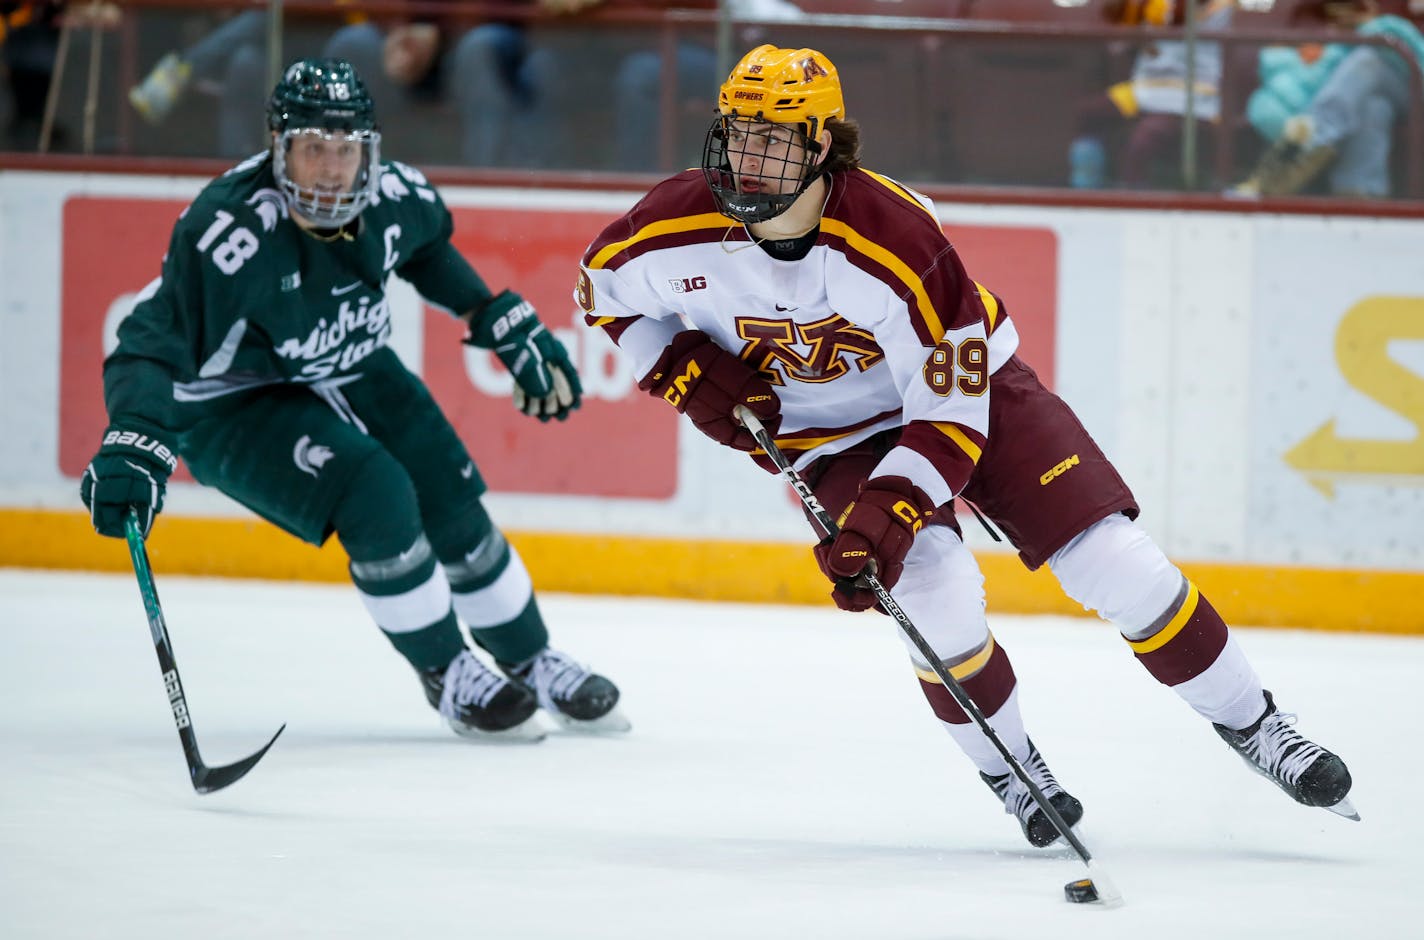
[1324,796,1360,821]
[447,715,547,744]
[549,705,631,735]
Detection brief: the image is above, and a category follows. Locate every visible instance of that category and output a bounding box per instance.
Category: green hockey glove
[464,290,583,422]
[80,425,178,538]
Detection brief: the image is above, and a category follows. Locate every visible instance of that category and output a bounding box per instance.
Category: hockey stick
[124,511,285,794]
[735,407,1122,907]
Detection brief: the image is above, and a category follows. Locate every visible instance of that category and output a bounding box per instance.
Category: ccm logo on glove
[639,330,781,452]
[815,476,937,612]
[660,360,702,408]
[892,498,927,530]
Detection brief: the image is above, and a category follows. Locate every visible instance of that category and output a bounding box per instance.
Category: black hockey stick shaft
[124,512,284,793]
[736,408,1098,866]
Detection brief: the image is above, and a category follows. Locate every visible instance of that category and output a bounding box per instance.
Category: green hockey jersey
[104,152,494,436]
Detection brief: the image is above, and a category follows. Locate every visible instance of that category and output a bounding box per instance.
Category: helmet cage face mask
[702,115,822,224]
[703,45,843,223]
[266,59,379,228]
[273,126,381,228]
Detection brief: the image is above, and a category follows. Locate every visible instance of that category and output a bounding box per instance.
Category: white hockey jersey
[577,168,1021,506]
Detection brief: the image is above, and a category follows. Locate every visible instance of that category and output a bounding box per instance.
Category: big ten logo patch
[669,276,707,294]
[426,206,677,499]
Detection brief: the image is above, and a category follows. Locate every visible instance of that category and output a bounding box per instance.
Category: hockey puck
[1064,878,1100,904]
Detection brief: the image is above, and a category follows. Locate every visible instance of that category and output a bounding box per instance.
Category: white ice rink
[2,568,1419,939]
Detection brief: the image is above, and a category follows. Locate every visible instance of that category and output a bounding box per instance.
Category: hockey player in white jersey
[577,44,1356,844]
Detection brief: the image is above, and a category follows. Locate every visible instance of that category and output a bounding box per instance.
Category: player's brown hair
[818,117,861,175]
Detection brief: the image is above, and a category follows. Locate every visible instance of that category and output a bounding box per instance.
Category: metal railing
[23,2,1424,197]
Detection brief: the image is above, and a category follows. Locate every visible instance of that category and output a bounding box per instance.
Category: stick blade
[190,723,286,794]
[1065,861,1125,909]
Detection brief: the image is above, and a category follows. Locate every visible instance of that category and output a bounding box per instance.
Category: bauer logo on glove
[464,290,584,423]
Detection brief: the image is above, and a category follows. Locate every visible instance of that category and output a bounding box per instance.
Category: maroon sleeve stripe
[820,173,986,347]
[746,408,903,472]
[582,171,734,272]
[582,312,641,343]
[897,419,985,496]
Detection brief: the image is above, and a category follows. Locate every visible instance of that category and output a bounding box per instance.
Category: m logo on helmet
[704,45,846,224]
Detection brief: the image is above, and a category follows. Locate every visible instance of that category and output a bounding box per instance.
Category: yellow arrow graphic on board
[1284,420,1424,498]
[1284,297,1424,499]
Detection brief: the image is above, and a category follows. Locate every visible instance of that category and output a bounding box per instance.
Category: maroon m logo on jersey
[736,314,884,385]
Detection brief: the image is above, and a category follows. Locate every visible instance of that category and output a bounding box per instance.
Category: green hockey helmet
[266,58,381,227]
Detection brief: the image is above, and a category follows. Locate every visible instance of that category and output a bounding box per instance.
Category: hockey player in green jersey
[80,58,628,741]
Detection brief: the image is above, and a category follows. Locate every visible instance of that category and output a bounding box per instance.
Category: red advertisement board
[427,207,677,498]
[944,223,1057,391]
[58,195,1055,501]
[58,197,677,497]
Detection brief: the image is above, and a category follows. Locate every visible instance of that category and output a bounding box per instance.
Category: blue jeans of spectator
[1307,46,1411,197]
[325,22,559,167]
[161,11,270,158]
[614,42,717,172]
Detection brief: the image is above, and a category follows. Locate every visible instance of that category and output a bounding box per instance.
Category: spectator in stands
[129,4,368,159]
[127,10,270,157]
[1,1,116,151]
[612,0,805,173]
[1068,0,1236,189]
[323,0,602,169]
[1,1,58,149]
[1232,0,1424,197]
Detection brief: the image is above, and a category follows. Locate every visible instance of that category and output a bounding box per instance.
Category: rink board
[1,169,1421,632]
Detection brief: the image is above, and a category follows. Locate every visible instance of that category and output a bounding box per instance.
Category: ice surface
[2,569,1418,939]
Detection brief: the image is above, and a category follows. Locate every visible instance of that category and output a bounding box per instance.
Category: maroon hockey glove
[638,330,780,452]
[813,476,936,612]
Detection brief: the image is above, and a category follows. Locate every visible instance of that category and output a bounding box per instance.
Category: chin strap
[302,223,357,243]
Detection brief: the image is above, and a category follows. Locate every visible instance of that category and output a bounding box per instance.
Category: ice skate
[419,649,544,743]
[501,647,630,734]
[1214,690,1357,820]
[980,740,1084,848]
[129,53,192,125]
